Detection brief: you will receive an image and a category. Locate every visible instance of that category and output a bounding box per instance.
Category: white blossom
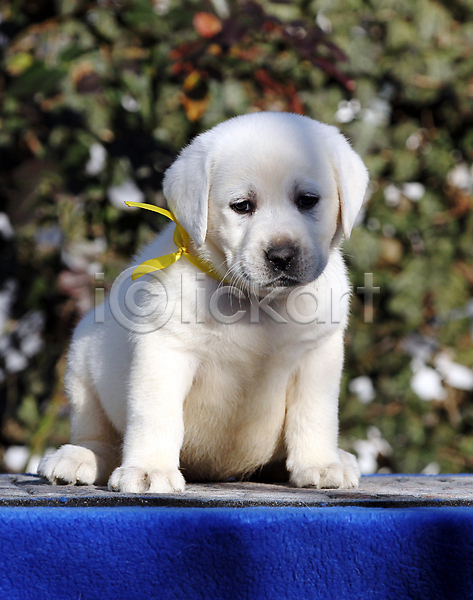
[349,376,376,404]
[0,279,17,332]
[402,182,425,201]
[61,238,107,275]
[210,0,229,18]
[362,97,391,127]
[434,352,473,391]
[3,446,29,472]
[0,213,14,239]
[121,95,141,113]
[3,446,49,473]
[353,427,392,475]
[316,12,332,34]
[85,143,107,176]
[406,132,423,151]
[422,462,441,475]
[108,178,144,210]
[335,100,361,124]
[384,184,401,207]
[447,163,472,191]
[5,348,28,374]
[410,359,446,401]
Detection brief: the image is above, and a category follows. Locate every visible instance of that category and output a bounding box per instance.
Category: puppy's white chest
[176,318,299,479]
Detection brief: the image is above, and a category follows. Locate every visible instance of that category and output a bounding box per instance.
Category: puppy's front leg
[285,330,360,489]
[109,338,197,493]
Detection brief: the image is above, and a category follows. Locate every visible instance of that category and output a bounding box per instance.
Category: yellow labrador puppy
[38,112,368,493]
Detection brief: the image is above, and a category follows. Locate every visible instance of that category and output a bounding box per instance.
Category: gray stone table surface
[1,473,473,507]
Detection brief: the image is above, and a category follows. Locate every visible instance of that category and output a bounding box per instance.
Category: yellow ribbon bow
[125,201,222,282]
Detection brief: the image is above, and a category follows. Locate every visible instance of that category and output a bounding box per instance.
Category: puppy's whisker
[326,262,347,286]
[221,262,246,293]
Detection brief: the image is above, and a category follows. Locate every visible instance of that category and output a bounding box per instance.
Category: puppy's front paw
[290,450,360,489]
[108,466,185,493]
[38,444,99,485]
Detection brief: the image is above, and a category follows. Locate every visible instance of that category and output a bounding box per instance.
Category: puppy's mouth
[240,269,302,291]
[263,274,301,289]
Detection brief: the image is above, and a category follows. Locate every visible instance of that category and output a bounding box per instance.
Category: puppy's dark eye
[296,194,320,210]
[231,200,255,214]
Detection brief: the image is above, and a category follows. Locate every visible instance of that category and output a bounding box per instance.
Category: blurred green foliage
[0,0,472,475]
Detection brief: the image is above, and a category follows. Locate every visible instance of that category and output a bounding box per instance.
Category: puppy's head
[163,112,368,292]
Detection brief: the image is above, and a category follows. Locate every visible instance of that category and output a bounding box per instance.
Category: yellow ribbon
[125,201,222,282]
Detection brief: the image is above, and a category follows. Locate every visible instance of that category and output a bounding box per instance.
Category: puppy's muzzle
[265,244,298,273]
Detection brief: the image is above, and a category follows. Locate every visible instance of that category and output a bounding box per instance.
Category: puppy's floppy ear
[327,129,369,240]
[162,135,212,248]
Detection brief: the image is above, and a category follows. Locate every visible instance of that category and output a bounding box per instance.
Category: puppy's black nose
[265,245,297,272]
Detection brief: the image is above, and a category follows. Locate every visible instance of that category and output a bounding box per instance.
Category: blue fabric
[1,506,473,599]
